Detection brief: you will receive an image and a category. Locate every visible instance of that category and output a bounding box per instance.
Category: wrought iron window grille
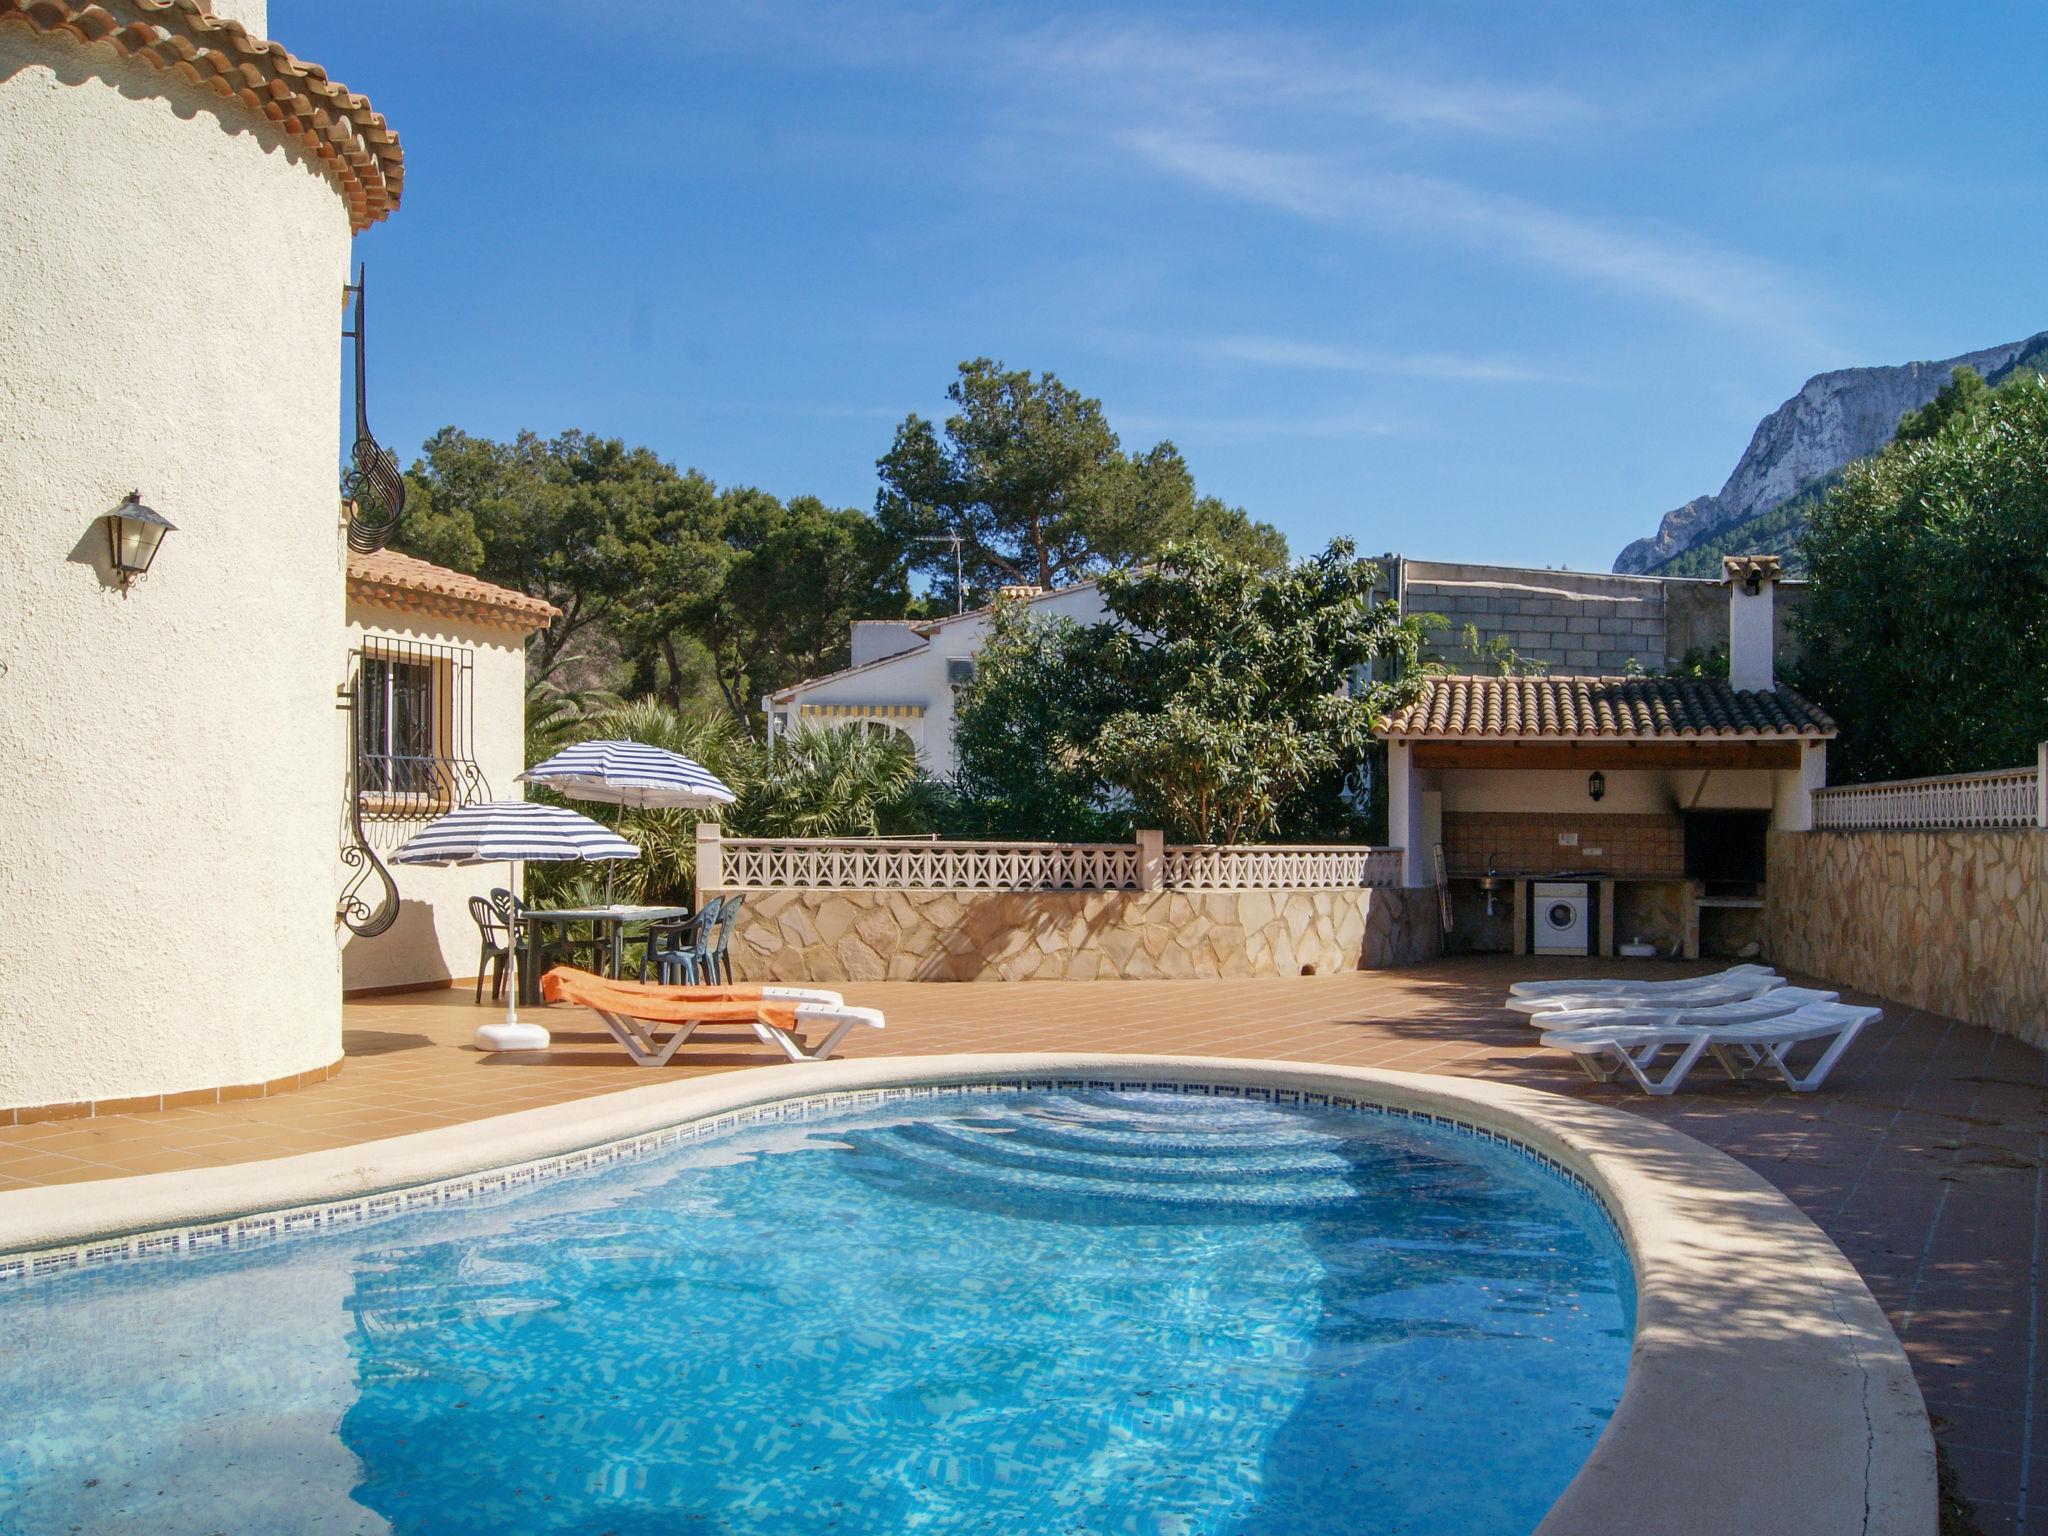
[337,638,490,937]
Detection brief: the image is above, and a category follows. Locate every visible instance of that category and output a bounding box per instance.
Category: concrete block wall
[1404,565,1667,675]
[1397,559,1811,678]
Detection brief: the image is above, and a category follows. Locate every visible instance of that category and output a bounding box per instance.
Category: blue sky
[287,1,2047,572]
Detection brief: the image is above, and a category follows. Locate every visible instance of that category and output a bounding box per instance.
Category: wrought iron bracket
[341,264,405,554]
[336,669,401,938]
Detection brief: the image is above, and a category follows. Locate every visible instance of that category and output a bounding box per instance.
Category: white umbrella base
[474,1020,551,1053]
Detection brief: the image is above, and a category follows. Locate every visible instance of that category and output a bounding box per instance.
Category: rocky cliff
[1614,331,2048,574]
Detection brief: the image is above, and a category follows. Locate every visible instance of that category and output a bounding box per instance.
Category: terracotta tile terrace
[1,956,2041,1533]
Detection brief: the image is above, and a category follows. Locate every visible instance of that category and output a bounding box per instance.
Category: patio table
[516,904,690,1004]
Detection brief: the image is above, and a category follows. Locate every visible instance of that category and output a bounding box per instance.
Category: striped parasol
[519,740,735,809]
[395,800,639,1052]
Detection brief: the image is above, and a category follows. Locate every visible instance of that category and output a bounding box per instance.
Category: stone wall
[718,886,1443,982]
[1765,830,2047,1047]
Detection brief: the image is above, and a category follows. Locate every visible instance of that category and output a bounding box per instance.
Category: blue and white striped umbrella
[519,739,735,809]
[393,800,638,1049]
[392,799,640,866]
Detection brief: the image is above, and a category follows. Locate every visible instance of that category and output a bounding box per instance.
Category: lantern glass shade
[106,492,175,586]
[1587,770,1606,803]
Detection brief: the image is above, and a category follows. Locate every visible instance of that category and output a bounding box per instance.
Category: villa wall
[0,27,353,1110]
[1765,830,2048,1048]
[337,602,532,995]
[718,886,1443,982]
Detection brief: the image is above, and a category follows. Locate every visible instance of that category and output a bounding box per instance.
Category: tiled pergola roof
[1380,675,1835,741]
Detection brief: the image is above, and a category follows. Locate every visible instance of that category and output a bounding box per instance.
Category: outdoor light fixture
[1587,770,1607,803]
[104,491,175,592]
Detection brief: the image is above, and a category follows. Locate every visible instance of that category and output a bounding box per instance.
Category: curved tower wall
[0,20,356,1109]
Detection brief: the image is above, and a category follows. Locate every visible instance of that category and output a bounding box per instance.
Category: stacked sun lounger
[1512,965,1877,1095]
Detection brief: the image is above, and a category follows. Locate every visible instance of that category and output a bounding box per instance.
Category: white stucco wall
[0,29,353,1108]
[773,584,1111,778]
[205,0,268,32]
[338,602,533,993]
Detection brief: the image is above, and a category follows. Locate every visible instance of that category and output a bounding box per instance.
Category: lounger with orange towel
[538,967,884,1066]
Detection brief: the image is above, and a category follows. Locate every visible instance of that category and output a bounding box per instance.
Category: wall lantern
[1587,770,1607,803]
[104,491,175,592]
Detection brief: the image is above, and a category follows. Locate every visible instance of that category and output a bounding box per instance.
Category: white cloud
[1126,128,1823,346]
[996,18,1599,139]
[1200,334,1588,386]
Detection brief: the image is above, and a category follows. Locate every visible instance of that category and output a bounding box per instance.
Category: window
[947,657,976,688]
[358,654,436,795]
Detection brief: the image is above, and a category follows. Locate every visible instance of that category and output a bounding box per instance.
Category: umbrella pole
[475,856,550,1055]
[505,857,520,1030]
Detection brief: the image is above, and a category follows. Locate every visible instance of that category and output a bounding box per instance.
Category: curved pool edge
[0,1054,1934,1536]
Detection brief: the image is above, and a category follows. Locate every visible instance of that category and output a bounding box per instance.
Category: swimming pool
[1,1087,1632,1534]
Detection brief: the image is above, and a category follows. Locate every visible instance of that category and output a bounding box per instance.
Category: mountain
[1614,331,2048,576]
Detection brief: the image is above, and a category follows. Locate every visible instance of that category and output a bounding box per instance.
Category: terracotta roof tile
[1,0,403,232]
[1720,553,1784,590]
[347,549,558,634]
[1380,674,1834,740]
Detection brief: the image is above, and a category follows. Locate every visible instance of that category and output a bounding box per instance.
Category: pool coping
[0,1053,1935,1536]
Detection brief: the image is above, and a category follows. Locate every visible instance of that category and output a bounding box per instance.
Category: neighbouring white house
[1381,556,1833,962]
[340,550,556,995]
[764,581,1110,777]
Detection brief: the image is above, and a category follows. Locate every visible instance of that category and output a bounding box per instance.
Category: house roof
[766,580,1101,703]
[1380,674,1835,741]
[347,549,558,634]
[3,0,403,231]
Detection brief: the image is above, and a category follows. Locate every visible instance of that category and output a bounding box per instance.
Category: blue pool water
[0,1090,1632,1535]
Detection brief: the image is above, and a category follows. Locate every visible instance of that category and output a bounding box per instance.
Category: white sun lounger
[1522,985,1837,1031]
[1507,969,1785,1017]
[1508,962,1777,1002]
[1538,1000,1880,1096]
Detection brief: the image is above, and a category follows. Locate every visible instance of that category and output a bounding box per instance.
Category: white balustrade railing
[720,837,1142,893]
[1161,844,1406,890]
[705,830,1403,894]
[1813,764,2043,832]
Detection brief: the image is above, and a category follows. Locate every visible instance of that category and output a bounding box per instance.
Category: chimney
[1720,554,1782,692]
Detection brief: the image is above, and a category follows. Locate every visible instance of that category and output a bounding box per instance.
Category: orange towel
[539,966,802,1031]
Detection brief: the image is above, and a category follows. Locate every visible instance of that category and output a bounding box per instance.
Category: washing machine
[1532,881,1591,955]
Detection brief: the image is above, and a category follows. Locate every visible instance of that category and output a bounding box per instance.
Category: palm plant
[524,696,946,907]
[727,723,942,839]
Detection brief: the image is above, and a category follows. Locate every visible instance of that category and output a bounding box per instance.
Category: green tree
[1892,365,1995,444]
[948,603,1125,840]
[401,428,718,681]
[1791,374,2048,780]
[876,359,1285,606]
[675,491,911,731]
[950,541,1429,843]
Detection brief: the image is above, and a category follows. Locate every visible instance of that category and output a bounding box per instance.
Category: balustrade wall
[695,828,1434,981]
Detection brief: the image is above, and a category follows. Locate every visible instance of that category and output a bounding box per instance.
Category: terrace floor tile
[0,952,2040,1528]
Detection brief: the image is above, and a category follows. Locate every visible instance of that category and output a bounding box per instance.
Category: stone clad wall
[719,886,1443,982]
[1765,830,2047,1047]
